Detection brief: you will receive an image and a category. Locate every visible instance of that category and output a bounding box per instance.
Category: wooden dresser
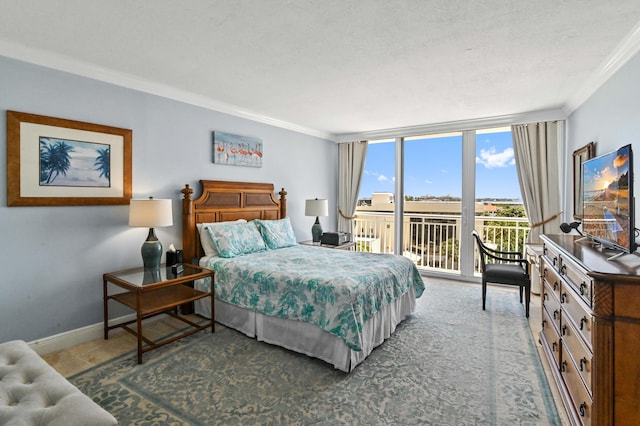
[540,234,640,426]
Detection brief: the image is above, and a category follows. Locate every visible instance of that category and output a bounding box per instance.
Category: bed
[181,180,424,372]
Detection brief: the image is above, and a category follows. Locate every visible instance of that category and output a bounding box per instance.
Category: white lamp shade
[129,198,173,227]
[305,198,328,217]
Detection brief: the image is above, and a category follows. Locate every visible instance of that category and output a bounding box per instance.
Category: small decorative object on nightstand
[305,198,328,243]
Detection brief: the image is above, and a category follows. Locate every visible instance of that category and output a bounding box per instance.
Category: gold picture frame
[572,141,595,219]
[6,110,132,206]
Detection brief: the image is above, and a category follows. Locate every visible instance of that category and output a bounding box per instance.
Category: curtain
[512,121,563,244]
[338,141,368,235]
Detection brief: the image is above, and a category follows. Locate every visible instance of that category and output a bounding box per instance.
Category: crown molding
[564,21,640,115]
[334,108,567,143]
[0,40,336,141]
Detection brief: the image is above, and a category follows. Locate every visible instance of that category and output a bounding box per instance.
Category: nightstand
[524,243,543,295]
[103,264,214,363]
[299,240,356,250]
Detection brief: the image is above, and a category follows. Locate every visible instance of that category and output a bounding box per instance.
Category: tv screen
[582,144,636,254]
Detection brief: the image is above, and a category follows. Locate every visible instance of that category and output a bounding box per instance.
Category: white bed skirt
[194,286,417,372]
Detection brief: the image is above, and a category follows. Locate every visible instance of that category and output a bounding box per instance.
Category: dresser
[539,234,640,426]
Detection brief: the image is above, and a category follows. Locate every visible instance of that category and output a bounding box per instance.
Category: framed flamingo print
[6,110,132,206]
[212,131,263,168]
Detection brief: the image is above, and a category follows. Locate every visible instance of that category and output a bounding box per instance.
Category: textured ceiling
[1,1,640,139]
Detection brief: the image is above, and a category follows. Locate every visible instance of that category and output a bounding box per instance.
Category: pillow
[254,217,297,249]
[206,221,267,258]
[197,219,247,256]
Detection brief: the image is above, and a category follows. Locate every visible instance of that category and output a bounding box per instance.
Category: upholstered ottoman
[0,340,117,425]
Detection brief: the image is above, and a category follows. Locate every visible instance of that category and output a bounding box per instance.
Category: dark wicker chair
[472,230,531,317]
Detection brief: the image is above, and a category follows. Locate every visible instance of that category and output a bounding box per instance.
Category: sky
[359,130,521,200]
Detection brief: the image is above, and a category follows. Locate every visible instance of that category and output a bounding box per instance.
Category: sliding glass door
[354,127,528,279]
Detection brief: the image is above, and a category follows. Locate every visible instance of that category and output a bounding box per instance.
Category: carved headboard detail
[181,180,287,262]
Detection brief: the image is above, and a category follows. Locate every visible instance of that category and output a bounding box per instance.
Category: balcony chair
[472,230,530,317]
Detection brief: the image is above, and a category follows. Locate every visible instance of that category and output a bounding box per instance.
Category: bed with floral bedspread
[198,244,424,352]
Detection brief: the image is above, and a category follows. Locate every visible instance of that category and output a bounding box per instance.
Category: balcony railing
[353,212,530,274]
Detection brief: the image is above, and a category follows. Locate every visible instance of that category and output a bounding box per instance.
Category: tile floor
[41,314,204,377]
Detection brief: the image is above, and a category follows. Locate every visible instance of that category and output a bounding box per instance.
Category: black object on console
[560,221,583,236]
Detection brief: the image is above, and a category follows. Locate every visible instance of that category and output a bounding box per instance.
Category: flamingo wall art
[212,131,263,168]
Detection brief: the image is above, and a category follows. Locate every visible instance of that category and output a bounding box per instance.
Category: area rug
[70,281,560,425]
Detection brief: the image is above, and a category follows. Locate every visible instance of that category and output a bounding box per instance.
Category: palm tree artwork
[39,138,75,184]
[39,137,111,187]
[94,147,110,180]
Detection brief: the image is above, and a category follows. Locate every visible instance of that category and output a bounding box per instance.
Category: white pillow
[196,219,247,256]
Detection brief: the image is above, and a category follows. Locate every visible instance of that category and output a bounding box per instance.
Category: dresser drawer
[543,242,562,270]
[542,281,562,331]
[542,260,563,299]
[541,307,561,369]
[559,255,592,307]
[561,316,593,392]
[561,345,593,426]
[560,285,593,349]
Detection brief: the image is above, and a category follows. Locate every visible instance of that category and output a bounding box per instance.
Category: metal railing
[352,212,530,274]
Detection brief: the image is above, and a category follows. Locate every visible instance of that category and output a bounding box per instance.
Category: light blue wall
[566,50,640,230]
[0,56,337,343]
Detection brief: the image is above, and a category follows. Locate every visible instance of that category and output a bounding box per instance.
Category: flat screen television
[582,143,636,256]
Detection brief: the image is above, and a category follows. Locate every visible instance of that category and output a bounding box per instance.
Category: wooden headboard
[181,180,287,262]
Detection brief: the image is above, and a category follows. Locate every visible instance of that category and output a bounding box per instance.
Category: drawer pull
[553,257,558,267]
[580,282,588,295]
[543,268,548,278]
[553,310,559,320]
[580,316,588,330]
[543,292,548,301]
[561,293,567,303]
[579,402,587,417]
[562,325,567,336]
[580,357,587,372]
[553,281,559,291]
[561,360,568,372]
[552,341,558,352]
[542,319,546,329]
[560,265,566,275]
[543,246,547,255]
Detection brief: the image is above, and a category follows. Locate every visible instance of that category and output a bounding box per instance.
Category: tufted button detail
[0,340,117,425]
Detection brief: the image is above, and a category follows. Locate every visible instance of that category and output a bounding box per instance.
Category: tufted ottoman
[0,340,117,425]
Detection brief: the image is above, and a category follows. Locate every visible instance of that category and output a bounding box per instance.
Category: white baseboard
[28,313,137,356]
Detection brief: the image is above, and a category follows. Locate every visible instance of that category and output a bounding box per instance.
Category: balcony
[353,212,530,274]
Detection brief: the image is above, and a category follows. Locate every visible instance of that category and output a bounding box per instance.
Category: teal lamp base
[141,228,162,270]
[311,217,323,243]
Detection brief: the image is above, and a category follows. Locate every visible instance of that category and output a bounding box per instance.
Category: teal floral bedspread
[201,245,424,351]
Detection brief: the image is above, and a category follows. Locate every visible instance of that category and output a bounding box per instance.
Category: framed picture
[6,111,132,206]
[572,141,595,219]
[212,131,263,168]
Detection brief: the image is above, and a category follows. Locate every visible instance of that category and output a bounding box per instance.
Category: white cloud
[377,174,389,182]
[425,179,432,184]
[476,147,514,168]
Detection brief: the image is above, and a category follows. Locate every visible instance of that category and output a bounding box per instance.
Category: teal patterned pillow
[206,221,267,258]
[254,217,298,249]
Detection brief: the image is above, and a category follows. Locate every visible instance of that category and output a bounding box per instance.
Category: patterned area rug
[70,281,560,425]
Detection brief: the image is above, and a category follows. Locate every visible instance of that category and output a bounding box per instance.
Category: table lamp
[129,197,173,270]
[305,198,328,243]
